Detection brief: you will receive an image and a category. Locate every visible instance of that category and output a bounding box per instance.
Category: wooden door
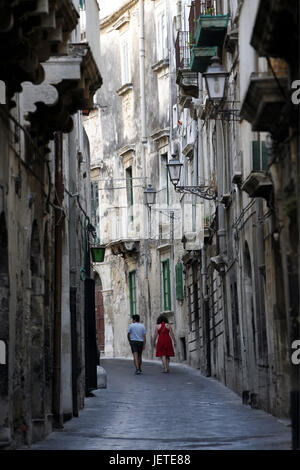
[95,285,105,352]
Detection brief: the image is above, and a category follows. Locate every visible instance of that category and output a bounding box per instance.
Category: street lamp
[167,154,217,200]
[202,56,240,120]
[166,155,183,187]
[203,56,229,102]
[144,184,157,206]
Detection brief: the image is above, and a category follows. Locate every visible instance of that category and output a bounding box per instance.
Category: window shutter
[252,140,268,171]
[162,259,171,311]
[167,259,171,310]
[176,262,184,300]
[121,38,130,84]
[261,141,268,171]
[129,271,137,316]
[252,141,260,171]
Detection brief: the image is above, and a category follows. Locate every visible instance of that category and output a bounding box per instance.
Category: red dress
[156,322,174,357]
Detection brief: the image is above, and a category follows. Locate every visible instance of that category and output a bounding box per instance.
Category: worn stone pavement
[24,358,291,451]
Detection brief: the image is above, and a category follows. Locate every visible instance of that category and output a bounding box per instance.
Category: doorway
[94,274,105,353]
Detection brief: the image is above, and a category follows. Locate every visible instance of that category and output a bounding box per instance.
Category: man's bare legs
[133,352,142,372]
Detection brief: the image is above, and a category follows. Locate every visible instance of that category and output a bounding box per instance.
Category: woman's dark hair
[157,314,168,324]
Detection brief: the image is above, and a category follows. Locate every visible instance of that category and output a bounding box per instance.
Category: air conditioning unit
[182,231,201,251]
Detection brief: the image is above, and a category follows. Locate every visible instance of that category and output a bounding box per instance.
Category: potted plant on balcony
[205,7,215,15]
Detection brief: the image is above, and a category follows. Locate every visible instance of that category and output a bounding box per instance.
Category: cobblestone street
[25,358,291,451]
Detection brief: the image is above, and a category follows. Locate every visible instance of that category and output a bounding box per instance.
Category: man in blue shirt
[127,315,146,375]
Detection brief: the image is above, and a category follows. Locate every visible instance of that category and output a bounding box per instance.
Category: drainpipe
[217,120,226,256]
[52,132,63,427]
[139,0,147,147]
[176,0,182,31]
[202,245,211,376]
[193,118,198,231]
[198,77,205,186]
[139,0,152,350]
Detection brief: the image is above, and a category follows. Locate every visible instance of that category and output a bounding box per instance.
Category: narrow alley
[25,358,291,451]
[0,0,299,454]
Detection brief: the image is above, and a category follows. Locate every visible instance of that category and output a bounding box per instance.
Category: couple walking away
[128,314,176,374]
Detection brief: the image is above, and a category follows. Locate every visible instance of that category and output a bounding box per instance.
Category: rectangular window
[252,140,268,171]
[156,12,167,61]
[160,153,169,206]
[162,259,171,311]
[129,271,137,316]
[126,167,133,222]
[172,104,178,129]
[91,181,100,242]
[176,262,184,300]
[120,36,131,85]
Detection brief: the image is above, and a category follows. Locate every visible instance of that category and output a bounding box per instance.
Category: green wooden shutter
[166,165,169,206]
[176,262,184,300]
[252,140,268,171]
[126,167,133,222]
[162,260,171,311]
[261,141,268,171]
[252,141,260,171]
[129,271,137,316]
[167,259,171,309]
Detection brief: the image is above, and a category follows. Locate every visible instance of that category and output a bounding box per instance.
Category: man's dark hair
[132,314,140,322]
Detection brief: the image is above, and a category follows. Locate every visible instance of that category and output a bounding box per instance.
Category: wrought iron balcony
[175,31,198,99]
[241,140,273,201]
[175,31,192,70]
[189,0,202,43]
[190,46,217,73]
[195,13,229,48]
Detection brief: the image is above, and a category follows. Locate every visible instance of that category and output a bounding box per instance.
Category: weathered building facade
[86,0,194,362]
[0,0,102,448]
[174,0,299,448]
[86,0,299,450]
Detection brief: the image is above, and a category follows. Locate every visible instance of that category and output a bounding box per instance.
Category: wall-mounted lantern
[144,184,157,206]
[167,154,217,200]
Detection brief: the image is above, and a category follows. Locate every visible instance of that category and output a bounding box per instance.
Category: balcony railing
[175,31,191,70]
[189,1,201,42]
[189,1,216,40]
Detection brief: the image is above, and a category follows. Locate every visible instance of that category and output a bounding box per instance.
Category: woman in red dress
[153,315,176,373]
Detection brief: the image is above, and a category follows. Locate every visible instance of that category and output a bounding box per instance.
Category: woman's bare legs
[161,356,168,372]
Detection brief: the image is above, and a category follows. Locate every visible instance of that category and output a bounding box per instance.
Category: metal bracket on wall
[174,185,217,200]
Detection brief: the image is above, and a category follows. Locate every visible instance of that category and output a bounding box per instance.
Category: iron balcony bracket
[174,185,217,200]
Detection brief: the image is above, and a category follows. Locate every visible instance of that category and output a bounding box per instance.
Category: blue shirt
[128,322,146,342]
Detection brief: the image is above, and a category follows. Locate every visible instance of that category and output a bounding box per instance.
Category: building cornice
[100,0,139,30]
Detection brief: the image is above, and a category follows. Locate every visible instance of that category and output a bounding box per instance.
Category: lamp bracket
[209,100,240,121]
[174,185,217,200]
[212,107,240,121]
